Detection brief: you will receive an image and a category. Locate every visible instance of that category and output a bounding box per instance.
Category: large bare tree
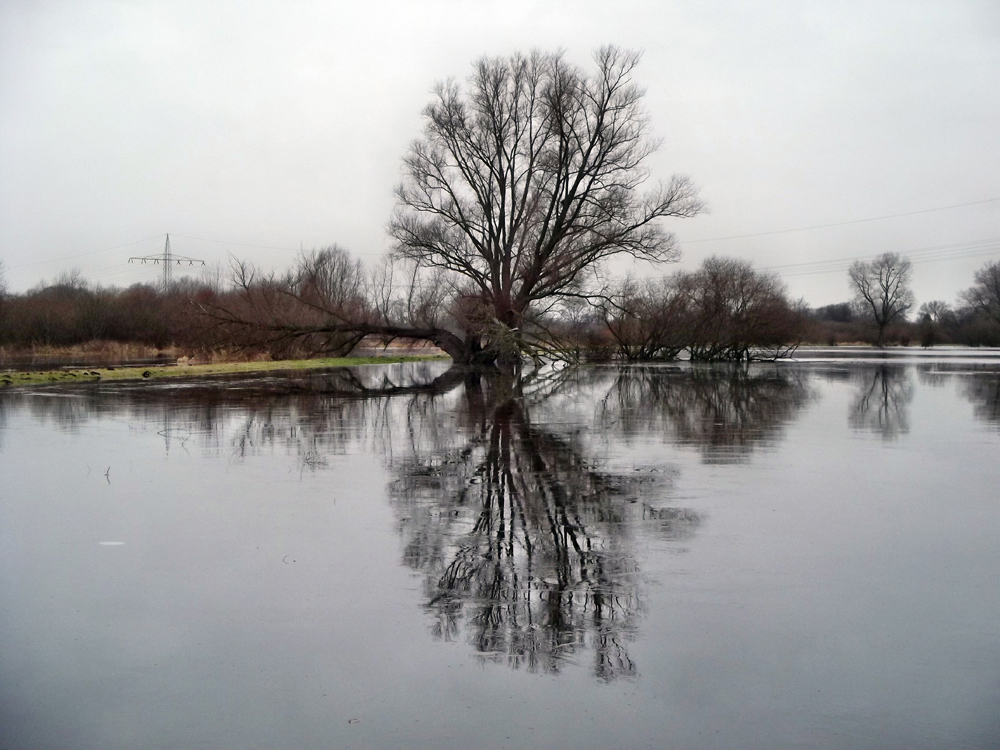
[848,252,914,347]
[389,46,703,363]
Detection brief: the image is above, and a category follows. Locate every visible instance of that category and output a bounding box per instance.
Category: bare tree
[962,259,1000,326]
[679,257,804,360]
[389,46,703,363]
[600,257,804,362]
[603,275,689,360]
[917,300,953,347]
[200,247,373,358]
[918,300,952,323]
[848,252,914,347]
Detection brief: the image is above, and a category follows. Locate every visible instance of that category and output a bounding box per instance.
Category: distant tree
[918,300,952,323]
[916,300,953,347]
[961,259,1000,326]
[848,252,914,347]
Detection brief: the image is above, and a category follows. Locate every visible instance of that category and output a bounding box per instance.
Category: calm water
[1,357,998,749]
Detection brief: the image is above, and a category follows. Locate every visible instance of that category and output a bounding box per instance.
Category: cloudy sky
[1,0,997,306]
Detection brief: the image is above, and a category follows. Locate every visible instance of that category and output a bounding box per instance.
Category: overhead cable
[681,197,1000,244]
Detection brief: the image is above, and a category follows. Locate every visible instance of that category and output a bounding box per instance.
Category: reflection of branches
[10,362,458,458]
[961,374,1000,428]
[600,365,812,463]
[916,365,951,388]
[849,365,913,440]
[388,374,689,680]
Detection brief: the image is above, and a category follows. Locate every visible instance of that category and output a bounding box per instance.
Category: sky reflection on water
[1,360,998,749]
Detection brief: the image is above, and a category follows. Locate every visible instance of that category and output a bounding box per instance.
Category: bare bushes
[206,246,373,358]
[203,247,491,362]
[679,258,805,360]
[0,279,197,350]
[605,257,805,362]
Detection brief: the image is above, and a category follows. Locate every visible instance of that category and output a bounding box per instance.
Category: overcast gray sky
[1,0,997,306]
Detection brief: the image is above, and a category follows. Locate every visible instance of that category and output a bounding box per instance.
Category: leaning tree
[848,252,914,347]
[205,47,702,365]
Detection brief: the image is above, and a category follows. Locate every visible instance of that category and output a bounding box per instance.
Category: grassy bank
[1,354,449,388]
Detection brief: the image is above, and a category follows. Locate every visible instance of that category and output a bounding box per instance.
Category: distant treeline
[1,256,998,360]
[807,300,1000,347]
[0,272,217,352]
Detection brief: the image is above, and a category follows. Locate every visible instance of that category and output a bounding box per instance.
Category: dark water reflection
[384,366,822,677]
[598,366,812,462]
[388,373,661,680]
[2,360,1000,749]
[962,372,1000,427]
[847,365,914,439]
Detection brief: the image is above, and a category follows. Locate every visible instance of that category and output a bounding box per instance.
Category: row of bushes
[594,257,805,361]
[0,277,215,351]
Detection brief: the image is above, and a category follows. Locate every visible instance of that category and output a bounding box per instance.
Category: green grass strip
[0,355,448,388]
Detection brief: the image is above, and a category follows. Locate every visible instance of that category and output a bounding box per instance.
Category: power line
[680,197,1000,244]
[764,237,1000,278]
[8,234,166,269]
[766,237,1000,271]
[168,233,300,252]
[168,233,385,256]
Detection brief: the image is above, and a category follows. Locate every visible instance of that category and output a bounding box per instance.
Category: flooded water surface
[1,358,999,749]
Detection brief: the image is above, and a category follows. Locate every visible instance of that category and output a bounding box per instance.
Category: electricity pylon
[128,234,205,291]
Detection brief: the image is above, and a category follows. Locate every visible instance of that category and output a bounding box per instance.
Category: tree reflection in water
[599,365,812,463]
[387,365,813,678]
[387,370,669,680]
[849,365,913,440]
[4,362,457,459]
[961,373,1000,428]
